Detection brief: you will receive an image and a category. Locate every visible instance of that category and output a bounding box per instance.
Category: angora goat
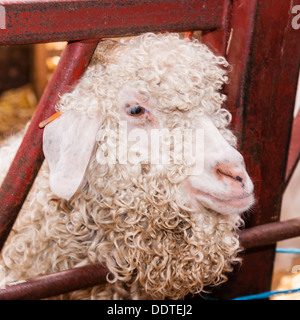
[0,33,254,300]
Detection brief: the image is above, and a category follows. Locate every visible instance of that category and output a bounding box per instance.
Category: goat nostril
[216,168,235,180]
[215,164,245,186]
[236,176,243,182]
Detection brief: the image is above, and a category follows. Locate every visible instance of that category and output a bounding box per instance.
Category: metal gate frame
[0,0,299,299]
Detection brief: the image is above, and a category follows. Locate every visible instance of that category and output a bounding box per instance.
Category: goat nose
[214,162,245,186]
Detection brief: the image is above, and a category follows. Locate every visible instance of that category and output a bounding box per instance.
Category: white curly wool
[0,33,253,300]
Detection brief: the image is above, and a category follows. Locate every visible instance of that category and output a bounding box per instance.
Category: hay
[0,85,37,142]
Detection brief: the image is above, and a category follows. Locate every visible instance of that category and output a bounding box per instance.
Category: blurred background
[0,42,66,143]
[0,41,299,299]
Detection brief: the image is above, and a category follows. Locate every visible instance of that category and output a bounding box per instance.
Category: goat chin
[195,192,255,215]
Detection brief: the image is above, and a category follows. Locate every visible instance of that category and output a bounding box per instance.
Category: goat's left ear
[43,110,101,200]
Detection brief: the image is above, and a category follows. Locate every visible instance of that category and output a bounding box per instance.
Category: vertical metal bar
[223,0,258,140]
[0,39,99,252]
[200,0,232,57]
[213,0,300,299]
[285,111,300,187]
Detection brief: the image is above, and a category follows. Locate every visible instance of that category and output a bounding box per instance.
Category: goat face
[116,85,254,216]
[44,35,254,216]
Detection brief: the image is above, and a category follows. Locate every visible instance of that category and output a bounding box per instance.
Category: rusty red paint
[0,39,99,252]
[200,0,232,56]
[224,0,258,139]
[237,1,300,226]
[0,0,225,45]
[213,0,300,299]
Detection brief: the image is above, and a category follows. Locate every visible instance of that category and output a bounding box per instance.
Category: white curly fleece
[0,33,244,300]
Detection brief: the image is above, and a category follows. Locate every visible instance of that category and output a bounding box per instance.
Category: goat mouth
[195,190,253,212]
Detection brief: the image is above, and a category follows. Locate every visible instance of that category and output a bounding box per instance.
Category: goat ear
[43,110,101,200]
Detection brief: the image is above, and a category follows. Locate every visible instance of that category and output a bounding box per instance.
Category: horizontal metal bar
[0,0,224,45]
[238,217,300,251]
[0,39,99,252]
[1,217,300,299]
[0,263,108,300]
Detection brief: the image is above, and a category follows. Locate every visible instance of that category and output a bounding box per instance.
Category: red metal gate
[0,0,299,299]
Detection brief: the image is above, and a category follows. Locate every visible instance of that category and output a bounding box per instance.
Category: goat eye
[126,105,145,117]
